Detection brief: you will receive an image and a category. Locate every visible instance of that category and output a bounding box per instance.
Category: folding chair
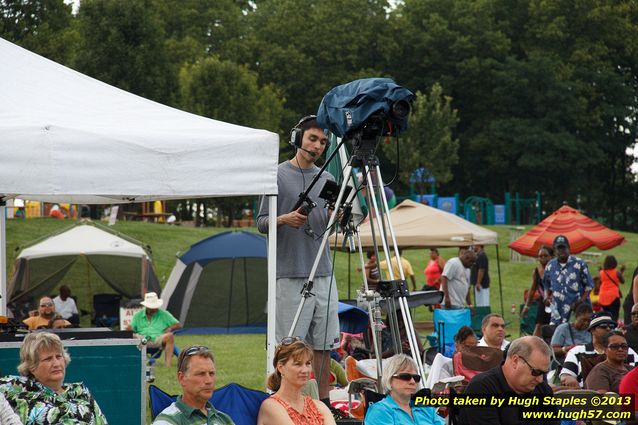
[149,383,269,425]
[147,344,181,366]
[470,306,491,338]
[432,308,471,357]
[92,293,121,327]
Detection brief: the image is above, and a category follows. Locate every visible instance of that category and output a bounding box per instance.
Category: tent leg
[496,244,504,316]
[0,202,6,316]
[266,195,277,377]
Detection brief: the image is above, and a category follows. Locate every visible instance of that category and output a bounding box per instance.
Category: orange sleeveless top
[599,269,620,306]
[270,394,324,425]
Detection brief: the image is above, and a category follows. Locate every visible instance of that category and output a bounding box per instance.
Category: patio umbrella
[508,204,626,257]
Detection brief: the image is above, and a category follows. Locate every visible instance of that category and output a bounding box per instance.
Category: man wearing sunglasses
[23,296,70,330]
[560,313,638,388]
[153,346,235,425]
[458,336,556,425]
[622,303,638,353]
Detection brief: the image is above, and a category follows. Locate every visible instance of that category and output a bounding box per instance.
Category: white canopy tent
[0,37,280,372]
[17,225,149,260]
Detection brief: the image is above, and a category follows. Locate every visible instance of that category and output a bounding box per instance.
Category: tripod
[287,136,426,387]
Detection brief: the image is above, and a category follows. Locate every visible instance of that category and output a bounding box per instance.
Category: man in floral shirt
[543,235,594,326]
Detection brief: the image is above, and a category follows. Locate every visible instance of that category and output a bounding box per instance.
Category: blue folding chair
[149,383,269,425]
[432,308,471,357]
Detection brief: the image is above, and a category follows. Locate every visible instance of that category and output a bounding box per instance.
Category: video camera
[317,77,414,148]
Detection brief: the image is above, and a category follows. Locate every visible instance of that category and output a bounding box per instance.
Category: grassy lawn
[5,217,638,414]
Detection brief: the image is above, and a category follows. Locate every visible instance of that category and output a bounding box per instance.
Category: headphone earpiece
[289,115,329,150]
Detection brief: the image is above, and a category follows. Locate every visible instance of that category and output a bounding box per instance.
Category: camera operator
[256,115,340,407]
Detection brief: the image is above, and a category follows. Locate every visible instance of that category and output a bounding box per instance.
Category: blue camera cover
[317,77,414,138]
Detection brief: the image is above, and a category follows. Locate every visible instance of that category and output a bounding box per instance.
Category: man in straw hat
[129,292,181,366]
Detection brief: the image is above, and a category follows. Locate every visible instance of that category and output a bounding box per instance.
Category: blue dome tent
[161,231,268,334]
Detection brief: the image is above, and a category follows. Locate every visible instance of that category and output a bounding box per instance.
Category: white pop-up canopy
[0,36,280,357]
[0,37,278,203]
[18,225,148,260]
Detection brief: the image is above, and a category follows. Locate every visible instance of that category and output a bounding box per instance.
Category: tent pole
[0,202,6,315]
[266,195,277,376]
[496,244,504,316]
[348,252,351,299]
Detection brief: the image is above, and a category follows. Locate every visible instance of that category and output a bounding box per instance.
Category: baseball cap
[588,313,616,331]
[553,235,569,248]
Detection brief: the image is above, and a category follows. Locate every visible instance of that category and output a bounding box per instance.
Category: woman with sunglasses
[585,331,630,393]
[258,338,335,425]
[365,354,443,425]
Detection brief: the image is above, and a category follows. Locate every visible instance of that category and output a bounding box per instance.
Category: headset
[289,114,329,150]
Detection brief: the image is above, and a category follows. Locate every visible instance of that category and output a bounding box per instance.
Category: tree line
[2,0,637,229]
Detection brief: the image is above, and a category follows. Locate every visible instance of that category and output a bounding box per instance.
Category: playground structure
[409,190,541,226]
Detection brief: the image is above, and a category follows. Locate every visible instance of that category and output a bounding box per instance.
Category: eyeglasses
[519,356,549,377]
[392,373,421,383]
[40,302,54,307]
[597,324,615,330]
[631,312,638,317]
[178,345,209,371]
[608,343,629,351]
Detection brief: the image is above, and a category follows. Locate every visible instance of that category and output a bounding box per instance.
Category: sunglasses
[631,312,638,317]
[392,373,421,383]
[280,336,303,346]
[519,356,549,377]
[596,324,615,330]
[178,345,209,371]
[40,302,54,307]
[608,343,629,351]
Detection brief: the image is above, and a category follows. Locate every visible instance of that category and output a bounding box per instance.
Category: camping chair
[149,383,269,425]
[432,308,471,357]
[92,293,121,327]
[451,346,503,390]
[147,344,181,366]
[470,306,491,338]
[553,389,621,425]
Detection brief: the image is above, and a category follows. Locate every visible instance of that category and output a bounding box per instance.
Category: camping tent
[0,37,281,374]
[8,223,160,306]
[161,231,268,333]
[333,199,498,248]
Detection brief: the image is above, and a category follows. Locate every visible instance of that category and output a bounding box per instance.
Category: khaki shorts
[276,276,340,350]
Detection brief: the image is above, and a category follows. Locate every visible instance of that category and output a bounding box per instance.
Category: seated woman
[585,330,630,393]
[258,337,336,425]
[0,332,108,424]
[366,354,444,424]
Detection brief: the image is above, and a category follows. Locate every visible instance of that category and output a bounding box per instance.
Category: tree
[384,84,459,194]
[178,55,284,131]
[239,0,396,120]
[74,0,174,104]
[0,0,77,64]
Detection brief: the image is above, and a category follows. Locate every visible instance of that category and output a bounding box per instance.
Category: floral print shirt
[543,256,594,325]
[0,376,108,425]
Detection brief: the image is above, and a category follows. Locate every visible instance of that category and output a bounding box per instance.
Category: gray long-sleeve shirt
[257,161,334,279]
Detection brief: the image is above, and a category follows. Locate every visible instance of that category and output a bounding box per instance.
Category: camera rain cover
[317,77,415,138]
